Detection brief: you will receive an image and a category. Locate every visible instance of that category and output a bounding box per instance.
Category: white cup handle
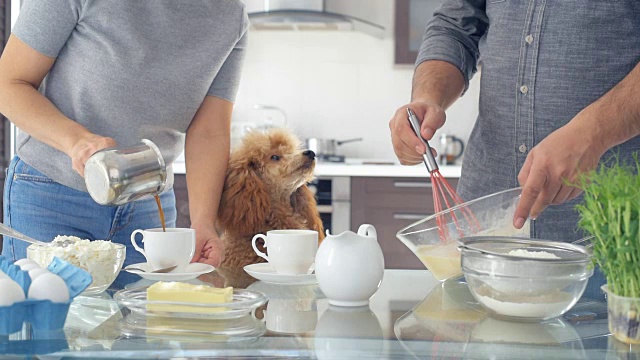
[130,229,147,258]
[251,234,269,262]
[251,308,266,323]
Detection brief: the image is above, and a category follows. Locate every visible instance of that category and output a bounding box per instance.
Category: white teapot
[315,224,385,307]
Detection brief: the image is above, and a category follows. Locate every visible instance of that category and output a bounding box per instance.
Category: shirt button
[519,144,528,153]
[520,85,529,94]
[525,35,534,44]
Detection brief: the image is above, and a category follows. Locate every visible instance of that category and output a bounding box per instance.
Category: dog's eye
[270,155,280,161]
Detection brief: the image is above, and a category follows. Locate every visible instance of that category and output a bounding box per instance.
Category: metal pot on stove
[305,138,363,162]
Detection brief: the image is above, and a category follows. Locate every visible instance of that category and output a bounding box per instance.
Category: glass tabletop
[1,268,638,359]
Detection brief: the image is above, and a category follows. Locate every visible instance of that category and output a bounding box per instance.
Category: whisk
[406,108,477,240]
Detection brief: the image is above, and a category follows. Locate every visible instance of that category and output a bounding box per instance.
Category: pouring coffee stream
[154,195,166,232]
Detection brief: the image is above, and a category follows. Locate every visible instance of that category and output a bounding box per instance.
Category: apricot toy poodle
[218,128,325,268]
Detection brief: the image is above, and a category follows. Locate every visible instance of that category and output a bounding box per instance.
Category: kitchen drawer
[353,177,459,211]
[351,176,460,269]
[352,206,427,269]
[351,177,458,269]
[361,177,459,197]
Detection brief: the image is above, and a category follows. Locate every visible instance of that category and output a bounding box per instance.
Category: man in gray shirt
[389,2,640,299]
[0,0,248,286]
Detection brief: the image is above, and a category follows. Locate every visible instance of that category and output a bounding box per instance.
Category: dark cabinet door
[395,0,442,64]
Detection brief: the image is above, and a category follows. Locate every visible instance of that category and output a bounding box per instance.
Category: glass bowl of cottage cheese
[27,236,126,294]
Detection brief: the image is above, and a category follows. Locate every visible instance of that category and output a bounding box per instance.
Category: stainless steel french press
[84,139,174,206]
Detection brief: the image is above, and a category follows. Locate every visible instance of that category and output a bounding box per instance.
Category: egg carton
[0,255,92,335]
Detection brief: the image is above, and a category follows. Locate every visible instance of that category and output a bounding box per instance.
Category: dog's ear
[218,159,271,234]
[292,184,325,240]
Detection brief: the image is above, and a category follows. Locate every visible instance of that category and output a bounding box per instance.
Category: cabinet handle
[394,181,432,188]
[393,213,430,220]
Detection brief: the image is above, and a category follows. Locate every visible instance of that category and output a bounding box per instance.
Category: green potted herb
[575,156,640,345]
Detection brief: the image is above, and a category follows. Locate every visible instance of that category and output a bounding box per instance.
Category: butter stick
[147,282,233,314]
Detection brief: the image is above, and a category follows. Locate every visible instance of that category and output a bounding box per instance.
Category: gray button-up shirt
[417,0,640,242]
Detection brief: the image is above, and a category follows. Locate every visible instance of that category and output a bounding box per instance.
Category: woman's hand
[68,134,117,176]
[389,100,445,165]
[192,223,225,267]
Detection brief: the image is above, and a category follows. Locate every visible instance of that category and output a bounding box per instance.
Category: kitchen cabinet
[395,0,441,64]
[173,174,191,229]
[351,176,458,269]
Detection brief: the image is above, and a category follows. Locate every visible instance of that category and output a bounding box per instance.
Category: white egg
[0,279,26,306]
[28,267,50,281]
[0,271,9,279]
[14,258,37,267]
[27,273,70,303]
[19,263,40,272]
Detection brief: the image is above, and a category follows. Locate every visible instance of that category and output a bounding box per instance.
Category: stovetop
[316,154,346,163]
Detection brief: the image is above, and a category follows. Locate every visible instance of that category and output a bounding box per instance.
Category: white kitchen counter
[313,162,461,178]
[171,161,461,178]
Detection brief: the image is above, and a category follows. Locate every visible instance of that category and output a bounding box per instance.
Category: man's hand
[192,223,224,267]
[513,113,606,229]
[514,60,640,229]
[389,100,446,165]
[68,134,117,177]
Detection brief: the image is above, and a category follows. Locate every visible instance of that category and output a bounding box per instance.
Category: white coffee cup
[131,228,196,272]
[252,230,318,275]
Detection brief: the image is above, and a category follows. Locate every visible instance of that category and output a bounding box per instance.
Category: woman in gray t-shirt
[0,0,248,287]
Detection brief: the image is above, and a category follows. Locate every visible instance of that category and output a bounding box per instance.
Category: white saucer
[124,262,215,281]
[243,263,317,285]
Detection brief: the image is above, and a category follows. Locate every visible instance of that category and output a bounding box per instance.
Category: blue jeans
[2,156,177,290]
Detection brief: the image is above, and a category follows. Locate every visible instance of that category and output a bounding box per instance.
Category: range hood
[244,0,386,38]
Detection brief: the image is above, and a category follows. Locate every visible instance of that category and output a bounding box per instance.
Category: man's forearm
[585,61,640,151]
[411,60,466,109]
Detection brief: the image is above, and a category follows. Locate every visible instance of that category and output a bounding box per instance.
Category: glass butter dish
[114,287,267,320]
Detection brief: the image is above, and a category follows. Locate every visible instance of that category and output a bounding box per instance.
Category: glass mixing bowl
[396,187,530,281]
[27,241,126,294]
[459,236,593,322]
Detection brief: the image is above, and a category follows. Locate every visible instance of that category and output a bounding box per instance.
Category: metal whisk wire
[406,108,478,240]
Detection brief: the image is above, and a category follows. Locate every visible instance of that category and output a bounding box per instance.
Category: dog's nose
[303,150,316,159]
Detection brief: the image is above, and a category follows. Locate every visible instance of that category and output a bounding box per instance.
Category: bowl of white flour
[458,236,593,322]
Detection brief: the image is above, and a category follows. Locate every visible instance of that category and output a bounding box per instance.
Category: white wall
[232,29,480,161]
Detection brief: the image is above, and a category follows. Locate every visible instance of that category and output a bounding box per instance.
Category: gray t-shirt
[12,0,248,191]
